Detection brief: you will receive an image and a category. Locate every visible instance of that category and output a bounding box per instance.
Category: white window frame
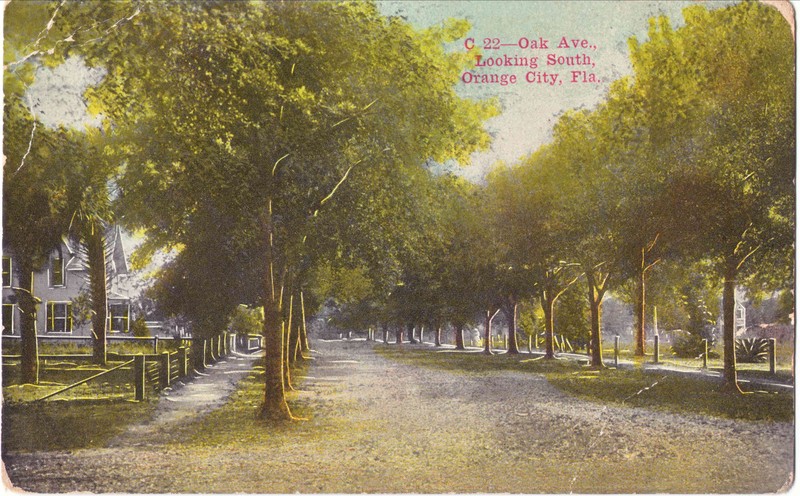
[108,303,130,333]
[46,301,73,333]
[49,252,65,288]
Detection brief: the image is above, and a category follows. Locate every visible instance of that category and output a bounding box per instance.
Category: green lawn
[2,359,157,453]
[375,345,794,422]
[2,398,156,453]
[602,344,793,382]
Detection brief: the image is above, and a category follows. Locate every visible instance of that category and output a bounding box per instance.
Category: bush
[130,317,150,337]
[671,332,719,359]
[736,338,770,363]
[228,305,263,335]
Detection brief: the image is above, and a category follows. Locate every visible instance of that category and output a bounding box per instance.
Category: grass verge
[2,398,156,453]
[375,344,793,422]
[2,359,158,453]
[168,360,348,450]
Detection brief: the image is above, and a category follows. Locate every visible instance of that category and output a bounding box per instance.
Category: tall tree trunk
[395,327,404,344]
[190,333,205,370]
[434,324,442,347]
[505,299,519,354]
[18,258,39,385]
[587,271,605,368]
[483,309,499,355]
[299,291,310,353]
[634,257,646,357]
[408,323,417,344]
[634,236,659,357]
[382,323,389,344]
[283,295,294,389]
[259,204,293,421]
[541,292,556,359]
[87,224,108,366]
[293,324,303,362]
[722,260,741,392]
[288,294,301,363]
[454,324,465,350]
[261,296,291,419]
[418,325,424,343]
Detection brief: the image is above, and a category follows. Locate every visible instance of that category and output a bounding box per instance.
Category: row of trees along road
[4,1,497,419]
[315,1,794,394]
[3,1,792,413]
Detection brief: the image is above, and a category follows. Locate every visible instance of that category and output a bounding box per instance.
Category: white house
[2,225,132,336]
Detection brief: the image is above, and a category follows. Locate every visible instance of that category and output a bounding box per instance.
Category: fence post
[614,335,619,367]
[177,346,188,377]
[153,336,159,354]
[702,339,708,369]
[134,355,145,401]
[769,338,776,375]
[653,335,660,364]
[159,351,171,389]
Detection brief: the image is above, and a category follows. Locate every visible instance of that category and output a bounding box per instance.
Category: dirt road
[3,340,793,493]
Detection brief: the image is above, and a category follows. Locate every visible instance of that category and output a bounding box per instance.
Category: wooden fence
[2,332,250,402]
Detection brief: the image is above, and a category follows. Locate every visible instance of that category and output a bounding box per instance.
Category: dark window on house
[109,304,130,333]
[2,257,10,288]
[2,304,14,335]
[46,302,73,333]
[50,251,65,287]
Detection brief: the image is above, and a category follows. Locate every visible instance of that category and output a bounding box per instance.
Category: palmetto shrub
[735,338,770,363]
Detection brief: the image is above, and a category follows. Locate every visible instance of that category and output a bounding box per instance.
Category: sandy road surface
[3,340,794,493]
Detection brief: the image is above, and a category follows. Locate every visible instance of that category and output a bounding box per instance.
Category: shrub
[228,305,263,335]
[130,317,150,337]
[736,338,770,363]
[671,332,719,359]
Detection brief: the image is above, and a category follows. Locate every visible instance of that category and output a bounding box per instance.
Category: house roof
[62,225,129,276]
[110,225,129,275]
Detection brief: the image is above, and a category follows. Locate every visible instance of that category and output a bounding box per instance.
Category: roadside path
[107,351,261,448]
[3,340,793,493]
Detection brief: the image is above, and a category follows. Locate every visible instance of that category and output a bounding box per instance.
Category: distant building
[2,226,132,336]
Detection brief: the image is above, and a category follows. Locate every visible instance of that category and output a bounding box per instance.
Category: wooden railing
[3,333,245,402]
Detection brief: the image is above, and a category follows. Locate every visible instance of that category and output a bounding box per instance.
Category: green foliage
[64,1,497,351]
[130,317,149,338]
[775,289,794,324]
[517,300,543,337]
[671,332,718,359]
[554,283,589,348]
[228,306,264,336]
